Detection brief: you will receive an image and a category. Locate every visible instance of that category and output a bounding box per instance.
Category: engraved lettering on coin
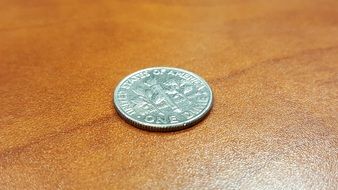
[113,67,213,131]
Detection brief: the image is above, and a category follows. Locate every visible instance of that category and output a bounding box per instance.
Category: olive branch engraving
[131,77,196,114]
[131,90,158,112]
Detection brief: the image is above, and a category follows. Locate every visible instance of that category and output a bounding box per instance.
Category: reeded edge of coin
[113,67,213,132]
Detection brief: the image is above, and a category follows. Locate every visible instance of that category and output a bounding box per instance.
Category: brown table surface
[1,0,338,189]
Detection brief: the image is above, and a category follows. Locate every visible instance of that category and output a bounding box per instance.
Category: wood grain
[1,0,338,189]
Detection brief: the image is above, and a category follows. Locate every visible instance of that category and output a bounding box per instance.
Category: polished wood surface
[1,0,338,189]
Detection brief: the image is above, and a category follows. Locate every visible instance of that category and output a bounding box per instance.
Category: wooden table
[1,0,337,189]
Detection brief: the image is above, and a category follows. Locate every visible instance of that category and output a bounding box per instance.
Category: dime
[113,67,213,132]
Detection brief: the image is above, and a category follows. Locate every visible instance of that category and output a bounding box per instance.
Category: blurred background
[1,0,337,189]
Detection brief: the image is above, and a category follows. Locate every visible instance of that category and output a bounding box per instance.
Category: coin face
[113,67,213,132]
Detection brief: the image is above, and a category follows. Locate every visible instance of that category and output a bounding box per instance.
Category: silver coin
[113,67,213,132]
